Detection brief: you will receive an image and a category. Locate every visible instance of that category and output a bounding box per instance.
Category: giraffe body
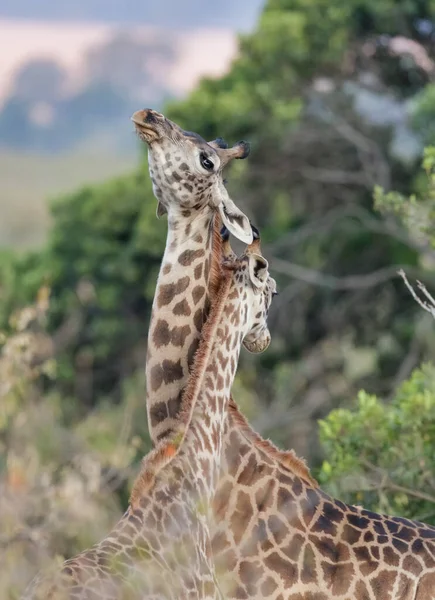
[23,237,276,600]
[137,110,435,599]
[213,422,435,598]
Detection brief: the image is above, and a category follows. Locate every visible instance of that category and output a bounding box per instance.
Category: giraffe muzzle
[131,109,162,142]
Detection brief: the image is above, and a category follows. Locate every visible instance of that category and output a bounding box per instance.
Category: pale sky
[0,18,237,103]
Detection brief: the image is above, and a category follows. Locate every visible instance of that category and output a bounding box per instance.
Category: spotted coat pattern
[22,246,275,600]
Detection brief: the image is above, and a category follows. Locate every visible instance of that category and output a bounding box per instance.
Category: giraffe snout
[131,109,163,142]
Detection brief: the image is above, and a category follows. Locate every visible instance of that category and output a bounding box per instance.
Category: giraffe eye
[200,153,214,171]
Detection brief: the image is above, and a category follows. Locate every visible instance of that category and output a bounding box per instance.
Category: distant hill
[0,0,265,30]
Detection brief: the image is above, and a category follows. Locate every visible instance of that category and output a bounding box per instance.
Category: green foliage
[375,146,435,253]
[411,85,435,145]
[1,169,166,398]
[319,364,435,523]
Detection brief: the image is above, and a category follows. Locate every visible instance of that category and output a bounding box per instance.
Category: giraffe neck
[146,207,221,444]
[135,269,244,508]
[175,275,246,502]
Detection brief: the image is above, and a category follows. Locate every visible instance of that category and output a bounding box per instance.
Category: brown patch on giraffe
[162,359,183,383]
[353,544,372,564]
[311,535,340,564]
[192,285,206,304]
[167,392,182,418]
[342,523,362,545]
[217,349,229,370]
[173,298,191,316]
[239,560,262,595]
[218,548,238,572]
[277,486,295,518]
[398,572,414,596]
[152,319,171,347]
[157,276,190,307]
[264,552,297,587]
[301,542,318,584]
[255,478,276,513]
[231,491,254,545]
[355,580,371,600]
[382,546,400,567]
[149,401,169,427]
[162,263,172,275]
[233,585,248,599]
[261,577,278,596]
[247,518,270,554]
[364,529,375,543]
[267,514,287,546]
[282,534,305,562]
[301,488,320,528]
[238,453,263,486]
[370,569,396,597]
[170,324,191,347]
[194,232,203,244]
[403,554,422,575]
[392,537,408,553]
[150,364,164,392]
[203,257,210,282]
[193,308,204,332]
[178,249,205,266]
[216,373,224,390]
[194,263,203,280]
[321,560,354,595]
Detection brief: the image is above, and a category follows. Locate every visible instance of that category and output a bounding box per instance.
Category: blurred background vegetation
[2,0,435,596]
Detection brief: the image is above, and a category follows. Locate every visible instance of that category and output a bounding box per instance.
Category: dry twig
[398,269,435,318]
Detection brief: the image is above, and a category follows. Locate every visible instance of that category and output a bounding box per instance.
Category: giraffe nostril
[143,109,156,124]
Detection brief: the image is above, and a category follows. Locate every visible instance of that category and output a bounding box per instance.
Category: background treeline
[2,0,435,596]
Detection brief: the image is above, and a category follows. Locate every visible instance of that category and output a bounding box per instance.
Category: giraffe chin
[133,124,160,144]
[242,335,271,354]
[131,120,160,144]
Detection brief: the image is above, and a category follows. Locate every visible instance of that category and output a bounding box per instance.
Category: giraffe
[22,230,276,600]
[134,109,435,599]
[131,108,253,445]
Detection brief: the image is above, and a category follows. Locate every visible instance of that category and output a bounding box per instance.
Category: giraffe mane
[130,259,235,508]
[227,397,318,488]
[208,211,223,299]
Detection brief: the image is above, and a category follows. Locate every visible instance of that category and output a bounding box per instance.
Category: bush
[319,364,435,523]
[0,291,152,598]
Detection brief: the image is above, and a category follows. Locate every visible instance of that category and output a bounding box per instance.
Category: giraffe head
[222,225,276,354]
[131,108,253,244]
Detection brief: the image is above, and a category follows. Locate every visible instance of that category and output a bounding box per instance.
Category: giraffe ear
[156,201,167,218]
[218,197,253,245]
[248,253,269,288]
